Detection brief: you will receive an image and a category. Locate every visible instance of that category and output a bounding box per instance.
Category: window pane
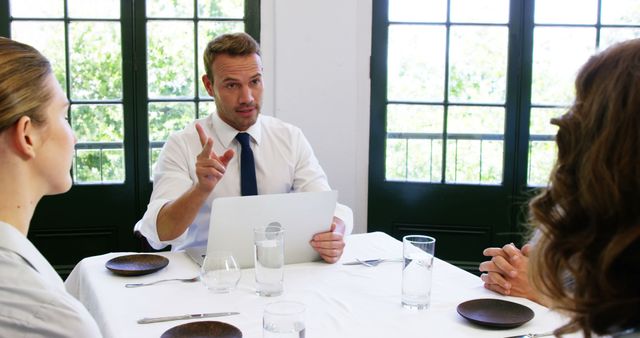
[199,101,216,118]
[72,104,124,142]
[386,139,408,181]
[387,104,443,133]
[450,0,509,23]
[10,0,62,17]
[74,150,102,183]
[101,149,125,182]
[531,27,595,105]
[10,22,67,92]
[147,0,194,18]
[447,106,504,134]
[449,26,508,103]
[600,28,640,49]
[407,139,442,182]
[528,141,557,186]
[71,104,125,184]
[388,25,446,102]
[148,102,196,142]
[147,22,195,98]
[198,21,245,97]
[535,0,598,24]
[198,0,244,18]
[389,0,446,23]
[446,106,504,185]
[529,107,562,135]
[69,22,122,100]
[446,140,480,183]
[150,148,162,178]
[601,0,640,24]
[67,0,119,19]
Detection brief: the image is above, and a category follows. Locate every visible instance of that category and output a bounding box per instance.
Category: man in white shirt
[135,32,352,263]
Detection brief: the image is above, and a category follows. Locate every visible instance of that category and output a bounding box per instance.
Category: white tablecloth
[65,232,568,338]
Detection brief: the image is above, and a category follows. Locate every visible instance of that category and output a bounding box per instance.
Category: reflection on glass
[69,22,122,100]
[198,21,245,97]
[11,22,67,92]
[386,139,407,181]
[387,104,443,133]
[449,26,508,103]
[10,0,62,17]
[408,139,442,182]
[147,22,194,98]
[529,108,562,135]
[600,0,640,25]
[388,25,446,102]
[198,0,244,18]
[528,141,557,186]
[71,104,124,142]
[532,27,595,105]
[600,28,640,50]
[147,0,193,17]
[450,0,509,23]
[389,0,446,23]
[68,0,119,18]
[447,106,504,134]
[535,0,598,24]
[148,102,195,141]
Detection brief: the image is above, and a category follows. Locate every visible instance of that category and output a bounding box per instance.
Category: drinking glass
[254,222,285,297]
[402,235,436,310]
[263,301,305,338]
[200,251,241,293]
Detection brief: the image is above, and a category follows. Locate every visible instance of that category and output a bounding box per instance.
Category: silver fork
[505,332,554,338]
[353,258,403,267]
[125,276,199,288]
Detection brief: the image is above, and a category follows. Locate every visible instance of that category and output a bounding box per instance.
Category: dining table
[65,231,571,338]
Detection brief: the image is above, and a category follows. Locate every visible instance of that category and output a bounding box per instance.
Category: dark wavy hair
[529,38,640,337]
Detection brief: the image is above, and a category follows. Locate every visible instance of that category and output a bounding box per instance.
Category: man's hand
[195,123,234,193]
[479,243,542,304]
[310,216,346,263]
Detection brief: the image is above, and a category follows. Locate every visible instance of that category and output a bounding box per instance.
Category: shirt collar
[0,221,57,279]
[209,110,262,147]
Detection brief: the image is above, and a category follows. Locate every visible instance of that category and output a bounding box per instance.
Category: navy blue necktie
[235,133,258,196]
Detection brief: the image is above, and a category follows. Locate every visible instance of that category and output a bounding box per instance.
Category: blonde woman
[0,37,102,337]
[529,39,640,337]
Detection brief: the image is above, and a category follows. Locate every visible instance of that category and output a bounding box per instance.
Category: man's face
[202,53,263,131]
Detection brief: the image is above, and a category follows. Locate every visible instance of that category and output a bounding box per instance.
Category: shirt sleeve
[134,132,196,249]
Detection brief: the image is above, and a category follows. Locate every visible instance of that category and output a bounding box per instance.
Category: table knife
[137,311,239,324]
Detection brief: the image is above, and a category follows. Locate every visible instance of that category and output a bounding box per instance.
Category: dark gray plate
[105,254,169,276]
[457,298,535,329]
[161,321,242,338]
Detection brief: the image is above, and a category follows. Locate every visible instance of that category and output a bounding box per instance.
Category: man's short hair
[203,32,261,83]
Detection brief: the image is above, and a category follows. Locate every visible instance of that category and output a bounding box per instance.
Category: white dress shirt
[135,112,353,250]
[0,221,102,337]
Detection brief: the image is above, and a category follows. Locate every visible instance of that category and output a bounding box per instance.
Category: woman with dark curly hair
[529,38,640,337]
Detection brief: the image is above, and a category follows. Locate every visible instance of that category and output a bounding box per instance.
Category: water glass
[402,235,436,310]
[263,301,306,338]
[254,222,285,297]
[200,251,241,293]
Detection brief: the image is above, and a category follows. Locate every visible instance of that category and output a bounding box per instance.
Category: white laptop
[187,190,338,268]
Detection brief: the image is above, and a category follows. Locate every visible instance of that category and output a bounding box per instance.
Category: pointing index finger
[195,123,209,147]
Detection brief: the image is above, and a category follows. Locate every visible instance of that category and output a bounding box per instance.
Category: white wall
[261,1,372,233]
